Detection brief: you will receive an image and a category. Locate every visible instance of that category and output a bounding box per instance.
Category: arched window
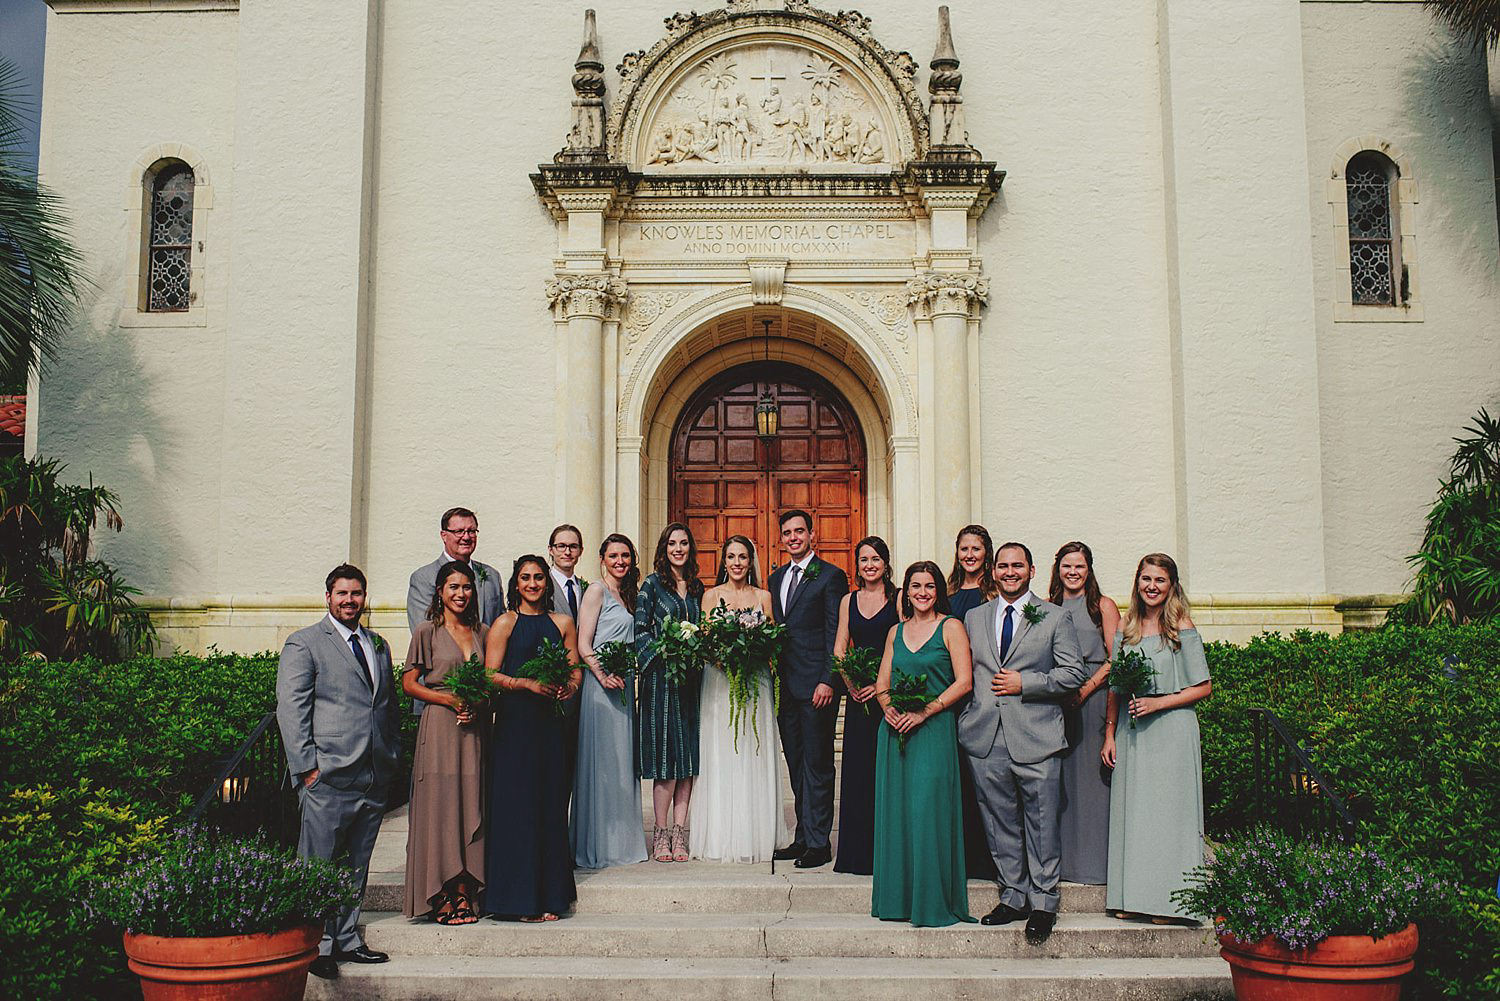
[146,161,194,312]
[1345,151,1401,306]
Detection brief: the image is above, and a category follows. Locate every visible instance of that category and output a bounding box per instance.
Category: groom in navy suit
[768,509,849,868]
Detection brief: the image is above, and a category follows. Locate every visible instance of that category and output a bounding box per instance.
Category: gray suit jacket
[276,618,400,792]
[550,574,587,618]
[406,556,504,632]
[958,592,1087,764]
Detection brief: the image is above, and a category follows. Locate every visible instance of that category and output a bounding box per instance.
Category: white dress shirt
[780,552,816,609]
[994,591,1033,655]
[551,566,580,614]
[327,613,379,691]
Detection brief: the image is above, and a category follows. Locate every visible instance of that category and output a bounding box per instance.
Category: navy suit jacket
[768,556,849,701]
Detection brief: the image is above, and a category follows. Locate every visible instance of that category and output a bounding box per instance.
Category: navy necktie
[566,579,578,619]
[1000,605,1015,661]
[348,633,373,691]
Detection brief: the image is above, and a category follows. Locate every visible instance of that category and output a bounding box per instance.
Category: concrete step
[364,863,1107,915]
[305,955,1233,1001]
[359,911,1219,960]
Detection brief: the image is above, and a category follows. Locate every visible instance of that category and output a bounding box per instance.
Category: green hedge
[1200,624,1500,1001]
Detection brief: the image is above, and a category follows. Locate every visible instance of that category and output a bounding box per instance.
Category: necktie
[1000,605,1015,661]
[786,565,803,607]
[349,633,374,691]
[566,578,578,619]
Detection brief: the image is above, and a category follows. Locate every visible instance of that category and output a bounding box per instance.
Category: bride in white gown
[689,536,792,863]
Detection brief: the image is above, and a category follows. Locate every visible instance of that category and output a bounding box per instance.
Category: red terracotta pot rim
[124,921,322,950]
[1218,922,1419,965]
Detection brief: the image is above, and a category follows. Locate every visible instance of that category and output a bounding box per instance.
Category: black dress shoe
[794,846,832,868]
[772,842,806,861]
[1024,910,1057,944]
[332,945,389,963]
[980,903,1030,926]
[308,956,339,980]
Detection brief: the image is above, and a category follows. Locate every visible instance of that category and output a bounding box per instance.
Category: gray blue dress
[571,589,647,868]
[1105,628,1210,918]
[1058,594,1111,884]
[634,573,702,780]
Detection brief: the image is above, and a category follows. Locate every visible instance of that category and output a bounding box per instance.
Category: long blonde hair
[1121,552,1190,651]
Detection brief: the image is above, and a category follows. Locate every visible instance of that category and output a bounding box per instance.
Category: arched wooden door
[670,362,865,587]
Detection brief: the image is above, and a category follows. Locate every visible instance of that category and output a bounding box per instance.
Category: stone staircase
[307,813,1232,1001]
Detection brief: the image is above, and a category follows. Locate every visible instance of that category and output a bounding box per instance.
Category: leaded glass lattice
[1346,154,1397,306]
[147,165,193,311]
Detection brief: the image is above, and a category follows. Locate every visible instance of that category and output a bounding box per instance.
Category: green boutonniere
[1022,603,1045,625]
[371,633,387,654]
[474,565,490,585]
[801,560,823,582]
[576,576,590,589]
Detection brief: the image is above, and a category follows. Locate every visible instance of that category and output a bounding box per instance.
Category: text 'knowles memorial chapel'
[31,0,1500,652]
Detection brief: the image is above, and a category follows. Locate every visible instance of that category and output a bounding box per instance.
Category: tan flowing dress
[403,620,487,917]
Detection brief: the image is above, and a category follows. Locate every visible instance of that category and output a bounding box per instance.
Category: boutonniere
[474,565,490,585]
[576,576,590,589]
[802,560,823,582]
[1022,603,1045,625]
[370,633,387,654]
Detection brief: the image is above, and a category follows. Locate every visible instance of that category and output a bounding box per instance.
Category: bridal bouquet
[514,638,575,714]
[1108,646,1157,729]
[593,640,636,708]
[701,603,786,751]
[652,617,706,687]
[442,654,493,711]
[831,647,881,716]
[880,671,931,751]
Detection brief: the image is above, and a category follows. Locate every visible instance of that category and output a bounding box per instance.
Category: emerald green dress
[871,617,974,927]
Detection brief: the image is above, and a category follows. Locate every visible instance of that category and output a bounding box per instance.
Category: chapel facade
[30,0,1500,652]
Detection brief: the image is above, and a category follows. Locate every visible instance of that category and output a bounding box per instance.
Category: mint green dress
[871,618,973,927]
[1106,628,1210,919]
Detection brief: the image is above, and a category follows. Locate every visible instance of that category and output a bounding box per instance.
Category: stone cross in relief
[749,54,787,97]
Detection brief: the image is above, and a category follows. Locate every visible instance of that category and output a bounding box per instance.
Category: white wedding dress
[689,655,791,863]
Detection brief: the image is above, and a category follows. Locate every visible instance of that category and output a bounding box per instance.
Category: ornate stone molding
[747,258,787,304]
[621,289,692,352]
[905,271,988,319]
[545,274,630,320]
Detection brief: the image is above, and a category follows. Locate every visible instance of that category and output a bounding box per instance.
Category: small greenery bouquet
[1172,827,1443,950]
[593,640,637,708]
[652,617,705,687]
[88,831,360,937]
[514,638,575,714]
[442,654,492,711]
[701,602,786,751]
[1108,647,1157,729]
[832,646,881,716]
[880,671,931,751]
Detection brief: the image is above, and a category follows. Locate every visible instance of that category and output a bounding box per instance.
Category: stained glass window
[147,163,193,312]
[1346,153,1398,306]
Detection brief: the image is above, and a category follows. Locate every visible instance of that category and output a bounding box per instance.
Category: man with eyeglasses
[547,524,587,792]
[405,507,504,715]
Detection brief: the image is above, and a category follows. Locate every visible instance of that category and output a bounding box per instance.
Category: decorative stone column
[545,274,628,548]
[907,272,988,549]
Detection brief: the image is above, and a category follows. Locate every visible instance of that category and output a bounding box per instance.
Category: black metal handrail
[185,711,300,847]
[1249,707,1358,840]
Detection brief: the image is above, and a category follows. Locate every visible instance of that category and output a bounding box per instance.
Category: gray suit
[959,592,1087,913]
[276,617,399,957]
[406,555,504,632]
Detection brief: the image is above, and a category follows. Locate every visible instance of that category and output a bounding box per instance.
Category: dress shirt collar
[326,612,365,642]
[551,566,577,591]
[995,591,1031,627]
[787,552,815,573]
[439,549,472,567]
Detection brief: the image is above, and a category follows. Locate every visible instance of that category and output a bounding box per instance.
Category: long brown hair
[1121,552,1191,651]
[652,522,704,600]
[505,554,555,612]
[854,535,897,603]
[426,560,481,628]
[901,560,952,620]
[946,524,999,601]
[714,535,762,588]
[599,533,641,613]
[1048,541,1103,627]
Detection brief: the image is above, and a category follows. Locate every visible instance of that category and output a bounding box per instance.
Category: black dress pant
[777,694,840,851]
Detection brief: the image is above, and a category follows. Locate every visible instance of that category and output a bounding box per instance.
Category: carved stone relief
[643,44,888,167]
[622,290,690,353]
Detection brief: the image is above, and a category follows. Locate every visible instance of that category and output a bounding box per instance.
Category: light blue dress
[570,589,648,868]
[1105,628,1210,919]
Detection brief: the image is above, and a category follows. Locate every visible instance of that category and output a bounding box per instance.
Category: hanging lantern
[756,318,779,440]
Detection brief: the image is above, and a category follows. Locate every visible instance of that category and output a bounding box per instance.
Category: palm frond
[1424,0,1500,49]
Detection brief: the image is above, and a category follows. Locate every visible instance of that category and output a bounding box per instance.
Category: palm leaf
[1424,0,1500,48]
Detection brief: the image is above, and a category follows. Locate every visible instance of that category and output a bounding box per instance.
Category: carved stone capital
[747,258,788,305]
[555,190,616,214]
[905,271,988,319]
[546,274,630,320]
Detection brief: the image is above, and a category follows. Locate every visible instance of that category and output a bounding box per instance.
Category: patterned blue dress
[634,573,702,780]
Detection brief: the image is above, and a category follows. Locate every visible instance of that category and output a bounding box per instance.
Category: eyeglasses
[443,527,479,537]
[550,542,583,552]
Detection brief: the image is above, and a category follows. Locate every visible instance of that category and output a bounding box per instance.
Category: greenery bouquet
[880,671,930,751]
[88,831,360,937]
[1108,646,1157,729]
[652,616,706,687]
[593,640,637,708]
[701,602,786,751]
[441,653,493,713]
[832,646,881,716]
[513,638,575,714]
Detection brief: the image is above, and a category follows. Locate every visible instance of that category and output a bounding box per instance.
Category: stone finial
[927,6,969,149]
[565,9,607,154]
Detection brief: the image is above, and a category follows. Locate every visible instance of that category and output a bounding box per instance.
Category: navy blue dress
[483,612,576,917]
[948,586,998,880]
[834,593,898,875]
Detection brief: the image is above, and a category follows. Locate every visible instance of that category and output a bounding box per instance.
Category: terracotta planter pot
[123,923,321,1001]
[1218,922,1419,1001]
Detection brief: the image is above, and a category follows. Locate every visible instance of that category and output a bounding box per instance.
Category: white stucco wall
[1300,1,1500,595]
